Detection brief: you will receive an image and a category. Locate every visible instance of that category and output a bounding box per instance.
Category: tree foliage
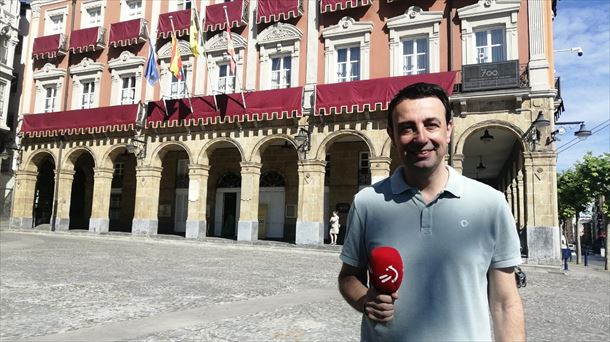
[575,153,610,215]
[557,168,588,224]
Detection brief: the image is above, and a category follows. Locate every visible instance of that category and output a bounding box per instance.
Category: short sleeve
[490,192,522,268]
[340,199,368,269]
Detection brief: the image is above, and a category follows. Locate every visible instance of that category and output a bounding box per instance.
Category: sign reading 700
[462,60,519,92]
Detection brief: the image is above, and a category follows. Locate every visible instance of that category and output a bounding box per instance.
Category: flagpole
[169,15,194,114]
[143,23,169,119]
[193,8,218,111]
[223,5,246,109]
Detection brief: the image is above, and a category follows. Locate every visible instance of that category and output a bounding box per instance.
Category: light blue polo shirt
[341,166,522,342]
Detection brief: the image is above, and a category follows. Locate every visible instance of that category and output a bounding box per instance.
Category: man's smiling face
[388,96,452,175]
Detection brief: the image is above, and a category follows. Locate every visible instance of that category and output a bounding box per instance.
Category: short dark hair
[387,82,452,131]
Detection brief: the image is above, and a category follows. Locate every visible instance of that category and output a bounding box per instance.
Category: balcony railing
[453,62,529,93]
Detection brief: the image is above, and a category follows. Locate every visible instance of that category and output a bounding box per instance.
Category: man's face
[388,97,452,175]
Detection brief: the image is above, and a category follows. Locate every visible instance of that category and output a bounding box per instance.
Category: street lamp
[522,111,549,151]
[294,128,310,153]
[546,121,592,145]
[126,137,147,159]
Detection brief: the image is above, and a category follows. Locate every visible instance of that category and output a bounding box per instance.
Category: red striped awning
[69,26,105,53]
[20,104,139,137]
[32,34,67,60]
[315,72,457,115]
[157,9,191,39]
[256,0,303,24]
[320,0,372,13]
[109,18,146,47]
[204,0,248,32]
[147,87,303,128]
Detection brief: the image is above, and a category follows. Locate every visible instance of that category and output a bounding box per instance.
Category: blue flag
[144,38,159,86]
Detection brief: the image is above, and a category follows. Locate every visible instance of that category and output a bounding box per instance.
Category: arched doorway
[259,170,286,241]
[214,172,241,238]
[157,145,190,236]
[109,151,137,232]
[325,136,372,245]
[33,157,55,227]
[69,153,94,229]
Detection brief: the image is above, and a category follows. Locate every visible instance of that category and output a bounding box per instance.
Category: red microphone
[368,246,403,294]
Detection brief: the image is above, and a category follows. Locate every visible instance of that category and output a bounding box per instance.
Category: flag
[226,25,236,74]
[169,35,183,80]
[189,14,201,57]
[144,37,159,86]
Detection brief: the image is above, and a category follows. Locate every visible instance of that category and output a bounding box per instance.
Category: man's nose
[412,127,428,143]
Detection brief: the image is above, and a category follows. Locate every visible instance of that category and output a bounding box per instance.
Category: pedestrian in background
[329,211,340,245]
[338,82,525,341]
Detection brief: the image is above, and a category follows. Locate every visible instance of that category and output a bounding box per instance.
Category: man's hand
[363,287,399,322]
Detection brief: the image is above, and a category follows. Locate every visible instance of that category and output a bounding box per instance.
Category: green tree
[557,168,589,263]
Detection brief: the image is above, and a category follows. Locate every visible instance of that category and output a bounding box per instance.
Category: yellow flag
[189,17,201,57]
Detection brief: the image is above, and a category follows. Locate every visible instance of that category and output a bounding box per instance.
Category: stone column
[132,166,162,235]
[523,151,560,265]
[369,157,391,184]
[296,160,326,245]
[452,153,464,174]
[89,167,114,234]
[185,164,210,239]
[238,162,262,242]
[54,169,75,231]
[10,170,38,229]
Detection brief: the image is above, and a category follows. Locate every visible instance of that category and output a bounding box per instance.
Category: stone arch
[100,144,131,169]
[453,120,526,155]
[63,146,97,170]
[198,137,245,165]
[150,141,194,168]
[249,134,297,163]
[22,149,57,173]
[381,136,394,158]
[314,129,376,160]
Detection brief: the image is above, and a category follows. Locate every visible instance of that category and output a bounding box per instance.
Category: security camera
[573,47,583,56]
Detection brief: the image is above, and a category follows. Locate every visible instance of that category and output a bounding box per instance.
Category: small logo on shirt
[460,219,469,228]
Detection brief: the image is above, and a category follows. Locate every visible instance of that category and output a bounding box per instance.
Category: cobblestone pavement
[1,230,609,342]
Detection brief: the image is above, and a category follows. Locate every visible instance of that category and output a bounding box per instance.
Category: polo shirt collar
[390,165,463,198]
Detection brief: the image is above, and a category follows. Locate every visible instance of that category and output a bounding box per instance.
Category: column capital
[240,161,262,174]
[188,164,211,173]
[93,167,114,179]
[136,165,163,178]
[15,170,39,178]
[298,159,326,172]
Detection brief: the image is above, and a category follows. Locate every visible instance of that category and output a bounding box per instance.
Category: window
[44,86,57,112]
[121,76,136,104]
[475,28,505,63]
[0,36,8,65]
[81,80,95,109]
[218,64,235,93]
[387,7,442,76]
[322,17,372,83]
[125,0,143,19]
[176,159,189,189]
[85,6,102,27]
[170,74,187,99]
[402,38,428,75]
[177,0,192,10]
[111,161,125,188]
[257,23,302,90]
[358,152,371,186]
[109,191,122,220]
[457,1,519,65]
[49,14,64,33]
[271,56,291,89]
[0,82,6,115]
[337,47,360,82]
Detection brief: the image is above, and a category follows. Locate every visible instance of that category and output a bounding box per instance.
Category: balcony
[256,0,303,24]
[203,0,249,32]
[32,33,67,60]
[320,0,372,13]
[69,26,106,54]
[453,61,529,93]
[109,18,147,48]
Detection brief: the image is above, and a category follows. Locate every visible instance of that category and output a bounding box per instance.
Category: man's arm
[488,267,525,341]
[338,263,397,322]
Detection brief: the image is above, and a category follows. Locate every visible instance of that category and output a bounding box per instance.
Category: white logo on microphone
[378,265,399,284]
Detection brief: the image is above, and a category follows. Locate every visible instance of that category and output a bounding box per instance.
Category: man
[338,83,525,341]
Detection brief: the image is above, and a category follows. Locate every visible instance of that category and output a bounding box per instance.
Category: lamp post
[294,128,310,159]
[546,121,592,145]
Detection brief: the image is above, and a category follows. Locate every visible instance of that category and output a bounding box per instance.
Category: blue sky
[553,0,610,171]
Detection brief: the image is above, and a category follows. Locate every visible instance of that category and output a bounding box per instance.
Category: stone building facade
[13,0,562,264]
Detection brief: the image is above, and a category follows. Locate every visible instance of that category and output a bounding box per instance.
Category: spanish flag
[169,35,183,80]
